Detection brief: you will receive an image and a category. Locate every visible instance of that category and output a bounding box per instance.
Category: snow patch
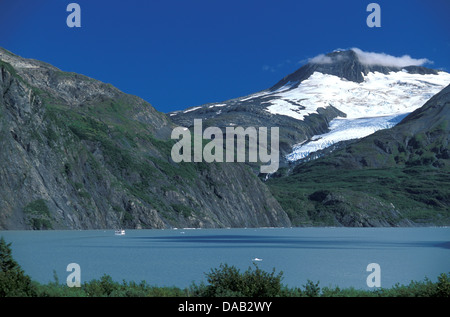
[265,71,450,120]
[183,106,202,113]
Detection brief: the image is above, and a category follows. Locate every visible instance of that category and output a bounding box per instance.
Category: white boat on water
[115,229,125,236]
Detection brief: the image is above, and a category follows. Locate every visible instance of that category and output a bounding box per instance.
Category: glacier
[261,70,450,162]
[285,113,408,161]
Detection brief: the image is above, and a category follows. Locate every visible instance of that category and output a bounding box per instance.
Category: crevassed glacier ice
[286,114,408,162]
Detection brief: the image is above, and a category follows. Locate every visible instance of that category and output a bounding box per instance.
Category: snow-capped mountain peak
[169,49,450,164]
[270,48,438,90]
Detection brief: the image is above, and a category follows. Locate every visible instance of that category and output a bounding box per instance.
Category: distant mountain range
[170,49,450,168]
[0,47,449,229]
[170,48,450,226]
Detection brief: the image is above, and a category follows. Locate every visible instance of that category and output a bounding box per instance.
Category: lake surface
[1,227,449,290]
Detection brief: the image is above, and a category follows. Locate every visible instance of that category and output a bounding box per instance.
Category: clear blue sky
[1,0,449,113]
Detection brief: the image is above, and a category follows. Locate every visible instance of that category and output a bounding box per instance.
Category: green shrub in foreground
[190,263,284,297]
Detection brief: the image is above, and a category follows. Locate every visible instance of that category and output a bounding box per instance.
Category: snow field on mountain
[265,70,450,120]
[271,70,450,162]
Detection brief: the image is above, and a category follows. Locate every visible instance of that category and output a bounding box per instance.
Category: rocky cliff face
[0,48,291,230]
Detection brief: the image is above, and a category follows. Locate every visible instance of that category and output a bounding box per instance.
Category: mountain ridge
[169,49,449,168]
[1,47,449,229]
[0,47,291,230]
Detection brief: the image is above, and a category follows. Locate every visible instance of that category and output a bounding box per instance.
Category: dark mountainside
[268,84,450,227]
[169,49,440,162]
[0,48,291,230]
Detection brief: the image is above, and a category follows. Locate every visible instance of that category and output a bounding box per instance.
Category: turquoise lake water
[1,227,449,290]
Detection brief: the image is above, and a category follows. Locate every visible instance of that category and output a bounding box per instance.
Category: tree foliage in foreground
[0,237,36,297]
